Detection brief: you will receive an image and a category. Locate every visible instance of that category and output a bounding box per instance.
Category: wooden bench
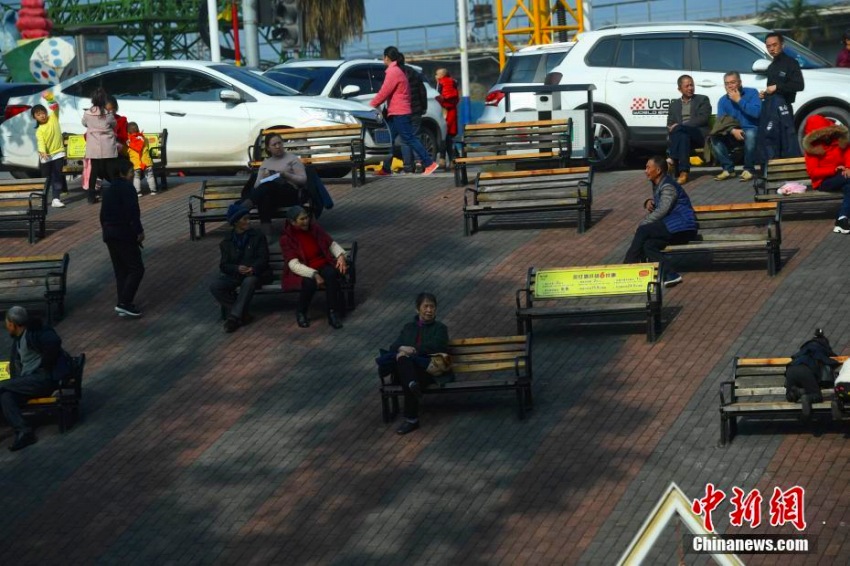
[379,334,532,422]
[64,130,169,191]
[720,356,847,445]
[0,254,69,324]
[516,263,662,342]
[218,244,358,318]
[13,353,86,433]
[661,202,783,276]
[754,156,842,208]
[249,124,366,187]
[463,166,593,235]
[0,179,48,243]
[453,119,572,187]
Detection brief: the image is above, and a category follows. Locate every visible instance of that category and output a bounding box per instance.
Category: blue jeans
[400,114,423,172]
[380,114,433,172]
[819,173,850,219]
[711,128,758,173]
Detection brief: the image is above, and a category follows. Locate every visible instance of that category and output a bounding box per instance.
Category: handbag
[426,353,452,377]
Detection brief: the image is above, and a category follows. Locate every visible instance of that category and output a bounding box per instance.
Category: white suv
[264,59,448,159]
[544,22,850,169]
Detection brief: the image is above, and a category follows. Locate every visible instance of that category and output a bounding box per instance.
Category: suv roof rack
[596,21,735,31]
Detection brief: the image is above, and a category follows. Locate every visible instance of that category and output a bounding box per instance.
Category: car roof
[513,41,575,55]
[269,58,426,74]
[588,21,770,37]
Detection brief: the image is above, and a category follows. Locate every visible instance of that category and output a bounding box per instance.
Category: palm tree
[302,0,366,58]
[758,0,824,47]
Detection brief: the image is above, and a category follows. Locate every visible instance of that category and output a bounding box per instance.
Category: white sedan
[0,59,389,176]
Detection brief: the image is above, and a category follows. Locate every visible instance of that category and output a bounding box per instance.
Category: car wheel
[419,123,440,160]
[591,113,627,170]
[798,106,850,149]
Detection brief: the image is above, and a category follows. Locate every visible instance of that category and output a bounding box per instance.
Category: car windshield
[264,67,337,95]
[498,48,572,83]
[212,64,300,95]
[749,33,831,69]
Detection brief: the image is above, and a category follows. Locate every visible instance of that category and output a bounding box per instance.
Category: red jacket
[436,76,460,136]
[279,220,336,290]
[369,62,411,117]
[802,114,850,189]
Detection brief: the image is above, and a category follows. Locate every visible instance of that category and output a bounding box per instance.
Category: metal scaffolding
[494,0,583,68]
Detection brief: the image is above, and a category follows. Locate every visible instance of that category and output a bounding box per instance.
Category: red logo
[631,97,648,110]
[639,269,649,277]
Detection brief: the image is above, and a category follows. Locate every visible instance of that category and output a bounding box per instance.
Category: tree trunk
[320,33,341,59]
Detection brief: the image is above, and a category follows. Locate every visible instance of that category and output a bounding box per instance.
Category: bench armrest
[646,280,661,303]
[753,176,767,196]
[514,354,530,378]
[516,287,532,310]
[719,380,736,406]
[463,186,478,206]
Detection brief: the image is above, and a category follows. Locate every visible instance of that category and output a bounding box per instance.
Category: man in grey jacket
[667,75,712,185]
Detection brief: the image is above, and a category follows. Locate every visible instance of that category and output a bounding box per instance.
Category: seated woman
[279,206,347,329]
[802,114,850,234]
[386,292,450,435]
[248,133,308,232]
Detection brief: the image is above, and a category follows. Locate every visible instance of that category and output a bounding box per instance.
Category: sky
[363,0,460,32]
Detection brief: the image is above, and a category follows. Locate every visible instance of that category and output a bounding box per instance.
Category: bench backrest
[732,356,848,399]
[0,253,69,296]
[446,335,530,376]
[461,119,571,153]
[198,179,247,212]
[250,124,365,167]
[474,166,592,202]
[763,157,809,191]
[0,180,48,210]
[528,263,660,300]
[693,202,780,231]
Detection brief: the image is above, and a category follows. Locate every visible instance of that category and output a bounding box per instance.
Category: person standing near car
[758,32,804,160]
[31,91,67,208]
[435,68,459,169]
[837,30,850,68]
[82,87,117,204]
[370,46,438,177]
[761,32,804,113]
[398,53,429,174]
[666,75,711,185]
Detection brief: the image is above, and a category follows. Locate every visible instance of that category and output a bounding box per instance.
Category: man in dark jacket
[758,32,804,160]
[624,156,698,287]
[209,203,272,333]
[3,306,71,451]
[399,53,429,173]
[666,75,712,185]
[100,158,145,318]
[761,32,804,113]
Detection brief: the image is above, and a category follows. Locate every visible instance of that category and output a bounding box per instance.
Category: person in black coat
[666,74,711,185]
[761,32,804,112]
[100,158,145,318]
[2,306,71,451]
[209,203,272,333]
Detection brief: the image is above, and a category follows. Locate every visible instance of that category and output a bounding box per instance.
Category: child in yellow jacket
[32,91,67,208]
[126,122,156,196]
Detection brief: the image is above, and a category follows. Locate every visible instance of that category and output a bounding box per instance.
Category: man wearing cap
[209,203,272,333]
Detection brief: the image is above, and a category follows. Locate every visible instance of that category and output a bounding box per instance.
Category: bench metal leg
[767,250,776,277]
[463,213,470,236]
[516,387,526,420]
[189,220,196,241]
[577,207,586,234]
[381,392,391,423]
[720,412,728,446]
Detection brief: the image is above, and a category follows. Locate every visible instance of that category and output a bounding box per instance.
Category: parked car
[0,82,48,125]
[0,60,389,177]
[477,42,574,125]
[264,59,447,159]
[542,22,850,169]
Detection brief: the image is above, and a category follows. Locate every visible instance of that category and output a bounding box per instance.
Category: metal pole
[584,0,593,31]
[231,1,241,65]
[458,0,471,129]
[243,0,260,67]
[207,0,221,61]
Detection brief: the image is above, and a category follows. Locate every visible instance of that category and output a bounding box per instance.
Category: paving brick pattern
[1,167,848,564]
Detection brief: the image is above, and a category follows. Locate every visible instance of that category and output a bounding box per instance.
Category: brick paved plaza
[1,166,849,564]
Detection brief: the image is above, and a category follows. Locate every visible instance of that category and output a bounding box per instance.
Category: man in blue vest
[624,156,698,287]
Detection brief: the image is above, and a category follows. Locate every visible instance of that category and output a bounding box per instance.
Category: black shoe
[800,394,812,422]
[296,311,309,328]
[115,303,142,317]
[9,431,36,452]
[327,310,343,329]
[223,317,240,333]
[396,420,420,435]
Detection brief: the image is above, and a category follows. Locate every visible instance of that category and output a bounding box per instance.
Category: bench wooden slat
[456,151,561,164]
[479,166,590,180]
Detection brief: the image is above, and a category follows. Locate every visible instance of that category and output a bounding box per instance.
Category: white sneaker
[136,192,143,198]
[51,198,65,208]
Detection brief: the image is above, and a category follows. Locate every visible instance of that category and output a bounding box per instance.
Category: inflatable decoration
[16,0,52,40]
[29,37,74,84]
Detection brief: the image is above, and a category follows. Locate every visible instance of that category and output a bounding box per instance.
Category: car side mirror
[752,59,771,74]
[220,89,242,103]
[341,85,361,98]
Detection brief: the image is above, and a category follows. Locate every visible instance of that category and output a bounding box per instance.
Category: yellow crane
[494,0,584,68]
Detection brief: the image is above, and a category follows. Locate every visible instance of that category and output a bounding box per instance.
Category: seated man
[667,74,711,185]
[711,71,762,182]
[209,203,273,333]
[624,156,698,287]
[2,306,71,451]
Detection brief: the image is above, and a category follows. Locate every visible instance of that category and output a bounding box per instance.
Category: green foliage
[302,0,365,58]
[758,0,825,47]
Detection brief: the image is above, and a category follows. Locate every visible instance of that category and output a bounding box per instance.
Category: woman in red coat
[279,206,347,329]
[435,68,459,167]
[802,114,850,233]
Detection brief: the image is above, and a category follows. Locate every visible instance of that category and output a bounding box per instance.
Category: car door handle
[613,76,634,84]
[165,111,186,117]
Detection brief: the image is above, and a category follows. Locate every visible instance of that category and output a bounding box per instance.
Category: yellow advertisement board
[66,134,86,159]
[0,361,9,381]
[534,265,656,298]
